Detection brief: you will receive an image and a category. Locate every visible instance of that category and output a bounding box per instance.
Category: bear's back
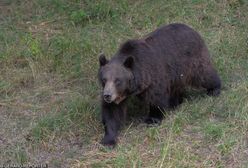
[144,23,206,61]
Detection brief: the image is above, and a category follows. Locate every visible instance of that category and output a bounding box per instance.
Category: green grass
[0,0,248,167]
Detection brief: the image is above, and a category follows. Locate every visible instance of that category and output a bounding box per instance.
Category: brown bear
[98,23,221,146]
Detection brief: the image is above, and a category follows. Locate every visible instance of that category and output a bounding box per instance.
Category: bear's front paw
[144,117,162,126]
[101,136,116,147]
[207,88,221,96]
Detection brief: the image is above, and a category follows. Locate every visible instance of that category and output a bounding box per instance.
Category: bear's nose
[103,94,111,102]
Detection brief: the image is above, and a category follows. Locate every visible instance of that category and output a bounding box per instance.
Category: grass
[0,0,248,167]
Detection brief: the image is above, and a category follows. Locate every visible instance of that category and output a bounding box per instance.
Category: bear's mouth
[114,95,126,104]
[103,94,126,104]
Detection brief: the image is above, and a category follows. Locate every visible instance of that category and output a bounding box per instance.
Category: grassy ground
[0,0,248,167]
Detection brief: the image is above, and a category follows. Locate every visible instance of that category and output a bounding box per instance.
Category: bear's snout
[103,94,112,103]
[103,81,118,103]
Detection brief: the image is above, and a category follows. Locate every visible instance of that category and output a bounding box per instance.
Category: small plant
[70,10,88,25]
[203,123,225,141]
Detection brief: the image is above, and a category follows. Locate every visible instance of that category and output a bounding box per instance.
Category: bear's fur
[98,23,221,146]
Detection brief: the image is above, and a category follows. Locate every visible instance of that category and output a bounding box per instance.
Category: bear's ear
[99,53,108,66]
[120,40,139,54]
[123,56,133,68]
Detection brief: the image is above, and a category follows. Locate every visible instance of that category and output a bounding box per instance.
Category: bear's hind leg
[145,105,164,125]
[193,47,221,96]
[169,95,183,108]
[169,88,184,108]
[197,67,221,96]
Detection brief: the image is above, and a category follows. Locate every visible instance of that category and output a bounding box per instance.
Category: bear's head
[98,53,135,104]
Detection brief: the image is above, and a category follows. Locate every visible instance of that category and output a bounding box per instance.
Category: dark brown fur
[98,23,221,146]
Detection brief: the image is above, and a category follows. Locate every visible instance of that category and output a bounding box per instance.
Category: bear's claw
[144,117,162,126]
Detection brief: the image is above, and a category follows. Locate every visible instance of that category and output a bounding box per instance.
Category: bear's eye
[115,79,121,86]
